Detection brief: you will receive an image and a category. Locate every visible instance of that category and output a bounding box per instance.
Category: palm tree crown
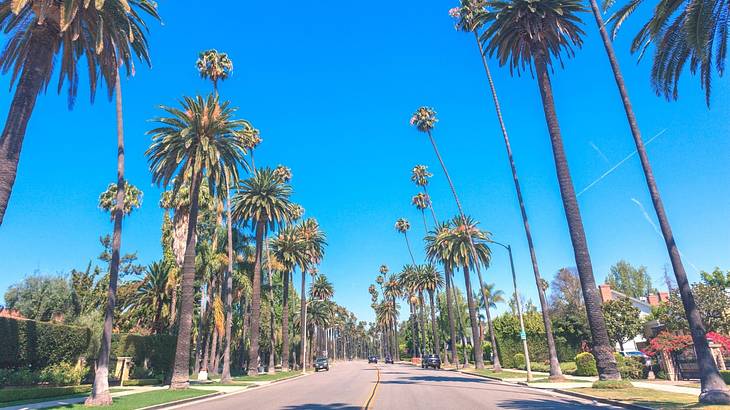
[232,168,295,234]
[450,0,487,32]
[410,165,433,187]
[480,283,505,310]
[443,215,491,270]
[409,107,438,132]
[478,0,586,74]
[395,218,411,234]
[196,49,233,88]
[310,274,334,300]
[411,192,431,211]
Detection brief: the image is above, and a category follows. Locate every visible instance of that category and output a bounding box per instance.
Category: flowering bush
[707,332,730,353]
[642,331,693,357]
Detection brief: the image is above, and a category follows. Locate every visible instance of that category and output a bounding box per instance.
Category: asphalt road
[177,361,619,409]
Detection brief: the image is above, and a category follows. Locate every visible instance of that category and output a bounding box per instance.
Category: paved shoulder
[372,364,620,409]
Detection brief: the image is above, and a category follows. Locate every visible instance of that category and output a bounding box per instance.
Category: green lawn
[463,368,529,380]
[567,387,730,409]
[46,388,213,410]
[231,370,299,383]
[530,377,590,383]
[0,388,132,408]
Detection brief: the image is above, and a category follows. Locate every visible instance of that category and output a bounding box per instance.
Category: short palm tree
[452,0,564,379]
[147,94,249,388]
[420,265,444,358]
[271,224,308,371]
[232,168,295,375]
[0,0,160,227]
[196,49,233,93]
[411,165,438,224]
[135,261,170,334]
[310,274,335,300]
[480,0,620,380]
[395,218,416,265]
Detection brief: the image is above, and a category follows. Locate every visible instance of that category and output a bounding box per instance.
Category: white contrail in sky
[589,141,611,165]
[577,129,667,198]
[630,197,700,274]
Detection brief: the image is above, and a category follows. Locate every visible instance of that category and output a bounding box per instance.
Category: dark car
[368,355,378,364]
[314,357,329,372]
[385,355,393,364]
[421,354,441,369]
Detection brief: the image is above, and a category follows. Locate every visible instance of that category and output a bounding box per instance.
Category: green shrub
[0,368,38,386]
[38,362,85,386]
[513,353,526,370]
[0,317,91,370]
[720,370,730,385]
[122,378,162,386]
[530,362,550,373]
[592,379,633,389]
[0,385,91,403]
[560,361,577,375]
[575,352,598,376]
[613,353,644,379]
[110,334,175,379]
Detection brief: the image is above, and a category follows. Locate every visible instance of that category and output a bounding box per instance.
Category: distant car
[314,357,329,372]
[422,354,441,369]
[620,351,649,361]
[385,355,393,364]
[368,355,378,364]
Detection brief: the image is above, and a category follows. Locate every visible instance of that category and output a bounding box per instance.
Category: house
[598,284,669,352]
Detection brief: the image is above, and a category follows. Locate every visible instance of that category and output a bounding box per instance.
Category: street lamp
[488,239,533,382]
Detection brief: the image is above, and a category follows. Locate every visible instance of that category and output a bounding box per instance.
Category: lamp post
[489,239,533,382]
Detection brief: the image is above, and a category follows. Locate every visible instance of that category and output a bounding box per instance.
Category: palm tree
[383,270,402,361]
[242,130,262,170]
[411,165,438,224]
[135,262,170,334]
[480,282,505,364]
[479,0,620,380]
[411,193,432,233]
[195,47,238,383]
[399,265,422,358]
[451,0,564,380]
[232,168,295,375]
[146,94,249,388]
[0,0,159,226]
[395,218,416,265]
[311,274,335,301]
[297,218,326,372]
[271,225,308,370]
[196,49,233,94]
[410,107,492,370]
[425,221,459,366]
[420,265,444,358]
[440,215,492,369]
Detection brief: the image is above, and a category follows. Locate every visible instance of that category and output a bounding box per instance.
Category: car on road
[620,351,649,360]
[422,354,441,369]
[314,357,329,372]
[385,355,393,364]
[368,355,378,364]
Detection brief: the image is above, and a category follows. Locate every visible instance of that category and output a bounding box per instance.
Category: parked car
[385,355,393,364]
[422,354,441,369]
[314,357,329,372]
[368,355,378,364]
[620,351,649,361]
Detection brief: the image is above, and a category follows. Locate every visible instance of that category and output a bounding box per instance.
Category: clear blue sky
[0,0,728,323]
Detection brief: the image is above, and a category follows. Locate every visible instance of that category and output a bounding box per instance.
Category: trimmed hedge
[0,317,91,370]
[720,370,730,384]
[613,353,644,379]
[110,334,175,379]
[0,385,91,404]
[575,352,598,376]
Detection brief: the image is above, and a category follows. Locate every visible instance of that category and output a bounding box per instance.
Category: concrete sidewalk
[1,386,168,410]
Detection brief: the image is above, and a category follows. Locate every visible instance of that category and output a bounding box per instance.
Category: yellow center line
[363,364,381,410]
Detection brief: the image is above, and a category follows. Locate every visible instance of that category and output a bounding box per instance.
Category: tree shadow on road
[380,375,489,384]
[281,403,361,409]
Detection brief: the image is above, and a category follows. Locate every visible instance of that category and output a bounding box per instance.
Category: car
[368,355,378,364]
[421,354,441,369]
[385,355,393,364]
[620,351,649,361]
[314,357,329,372]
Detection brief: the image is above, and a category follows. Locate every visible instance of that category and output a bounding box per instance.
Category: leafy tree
[98,182,143,217]
[653,284,730,335]
[4,274,74,321]
[606,260,654,298]
[700,268,730,288]
[602,298,644,351]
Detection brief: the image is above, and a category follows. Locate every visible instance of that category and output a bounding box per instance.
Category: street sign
[520,330,527,340]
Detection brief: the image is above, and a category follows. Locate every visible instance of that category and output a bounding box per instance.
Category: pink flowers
[448,7,461,18]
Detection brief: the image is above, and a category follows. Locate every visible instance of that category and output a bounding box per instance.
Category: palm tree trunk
[0,25,56,226]
[444,266,458,366]
[281,270,292,370]
[392,296,400,361]
[428,290,441,358]
[221,185,235,382]
[534,57,620,381]
[462,265,484,369]
[209,328,219,375]
[419,293,428,355]
[410,302,420,357]
[481,294,501,371]
[422,185,438,225]
[86,67,126,405]
[586,1,729,400]
[403,233,417,265]
[300,269,308,372]
[247,223,265,375]
[473,31,563,380]
[265,237,276,374]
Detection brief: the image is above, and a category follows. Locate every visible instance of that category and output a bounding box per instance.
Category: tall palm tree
[451,0,564,379]
[601,0,730,400]
[242,130,262,171]
[411,193,432,233]
[395,218,416,265]
[383,270,402,361]
[297,218,326,372]
[147,94,249,388]
[411,165,438,224]
[196,49,233,94]
[480,0,620,380]
[440,216,492,369]
[195,47,238,383]
[410,107,492,370]
[232,168,295,375]
[420,265,444,358]
[0,0,159,226]
[425,221,459,366]
[271,225,308,371]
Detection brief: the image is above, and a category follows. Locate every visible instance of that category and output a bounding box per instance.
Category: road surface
[174,361,618,409]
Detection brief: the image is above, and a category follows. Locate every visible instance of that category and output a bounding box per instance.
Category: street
[177,361,620,409]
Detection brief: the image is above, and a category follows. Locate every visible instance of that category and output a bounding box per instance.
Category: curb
[138,391,224,410]
[551,388,653,410]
